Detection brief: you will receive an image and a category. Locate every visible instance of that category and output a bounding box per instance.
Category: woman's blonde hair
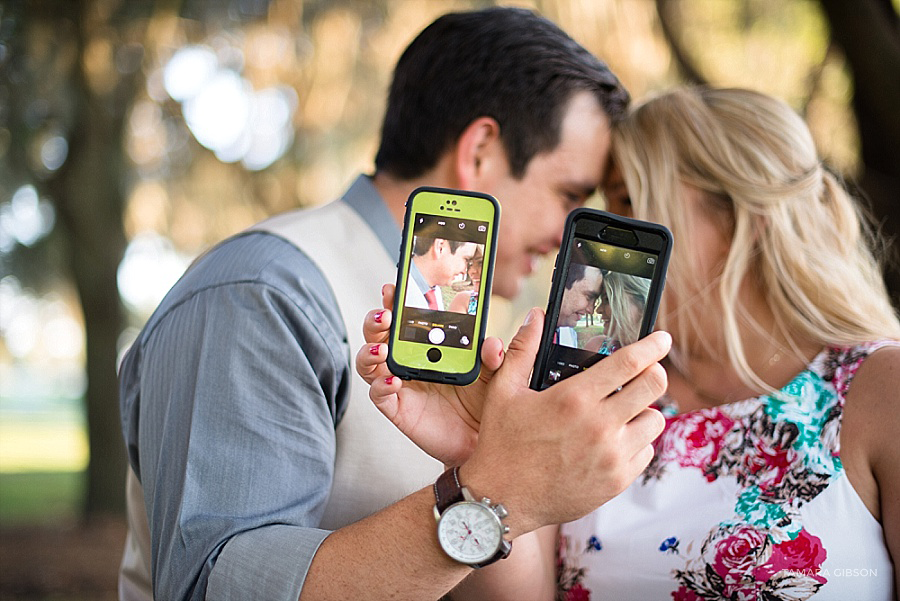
[601,271,651,346]
[611,86,900,392]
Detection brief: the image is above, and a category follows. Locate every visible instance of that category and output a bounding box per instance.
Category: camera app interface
[539,236,658,388]
[400,213,488,350]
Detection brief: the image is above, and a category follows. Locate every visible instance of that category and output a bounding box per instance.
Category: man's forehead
[585,265,604,282]
[457,242,478,257]
[549,93,612,182]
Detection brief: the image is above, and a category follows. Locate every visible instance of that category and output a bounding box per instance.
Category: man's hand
[356,284,505,466]
[358,283,671,540]
[459,308,671,537]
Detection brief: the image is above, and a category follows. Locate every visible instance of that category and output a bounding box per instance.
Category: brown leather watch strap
[434,466,465,513]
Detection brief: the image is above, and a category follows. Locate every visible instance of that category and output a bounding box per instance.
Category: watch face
[437,501,502,564]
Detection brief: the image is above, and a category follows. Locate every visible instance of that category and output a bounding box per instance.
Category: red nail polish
[374,310,385,323]
[385,376,394,385]
[369,345,380,355]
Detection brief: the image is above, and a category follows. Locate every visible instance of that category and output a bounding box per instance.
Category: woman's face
[599,290,644,343]
[601,162,632,217]
[468,256,483,285]
[597,291,612,326]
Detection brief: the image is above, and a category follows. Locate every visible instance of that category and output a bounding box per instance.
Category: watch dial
[437,502,502,563]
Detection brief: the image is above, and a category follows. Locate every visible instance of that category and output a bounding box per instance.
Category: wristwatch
[433,466,512,568]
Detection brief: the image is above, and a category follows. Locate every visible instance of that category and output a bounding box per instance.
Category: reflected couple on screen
[405,233,484,315]
[555,265,650,356]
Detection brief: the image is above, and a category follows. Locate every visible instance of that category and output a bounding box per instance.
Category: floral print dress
[558,342,897,601]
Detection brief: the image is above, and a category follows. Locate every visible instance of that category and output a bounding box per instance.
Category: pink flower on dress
[672,523,827,600]
[711,523,770,582]
[742,437,795,491]
[756,529,827,584]
[564,583,591,601]
[657,410,736,481]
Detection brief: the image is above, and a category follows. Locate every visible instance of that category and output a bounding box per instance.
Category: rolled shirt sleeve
[119,232,350,601]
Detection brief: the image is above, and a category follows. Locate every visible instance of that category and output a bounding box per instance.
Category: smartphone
[387,186,500,385]
[530,208,672,390]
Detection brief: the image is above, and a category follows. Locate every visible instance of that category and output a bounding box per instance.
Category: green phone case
[387,186,500,385]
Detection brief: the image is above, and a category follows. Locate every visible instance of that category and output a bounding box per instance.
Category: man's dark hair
[565,263,589,290]
[565,243,595,289]
[412,235,463,257]
[374,7,629,180]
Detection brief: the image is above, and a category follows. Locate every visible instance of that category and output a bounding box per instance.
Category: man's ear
[454,117,503,190]
[429,238,446,258]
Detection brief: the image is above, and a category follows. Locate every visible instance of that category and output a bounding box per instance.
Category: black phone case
[387,186,500,386]
[529,208,672,390]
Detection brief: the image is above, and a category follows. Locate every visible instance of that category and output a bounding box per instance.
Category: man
[405,235,478,311]
[556,262,605,348]
[118,7,667,600]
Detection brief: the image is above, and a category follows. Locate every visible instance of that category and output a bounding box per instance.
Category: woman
[585,271,650,355]
[448,247,484,315]
[556,86,900,600]
[358,87,900,599]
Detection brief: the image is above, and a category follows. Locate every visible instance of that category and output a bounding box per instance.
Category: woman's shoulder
[843,342,900,406]
[840,341,900,519]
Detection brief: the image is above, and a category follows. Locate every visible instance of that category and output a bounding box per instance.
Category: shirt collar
[342,174,401,261]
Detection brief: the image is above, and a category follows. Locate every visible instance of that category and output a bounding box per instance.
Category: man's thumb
[500,308,545,384]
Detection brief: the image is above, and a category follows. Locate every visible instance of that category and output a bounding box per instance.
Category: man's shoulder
[253,197,349,234]
[190,230,322,286]
[254,197,377,258]
[142,230,335,329]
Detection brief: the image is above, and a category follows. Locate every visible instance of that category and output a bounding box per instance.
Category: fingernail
[381,284,388,296]
[374,310,385,323]
[385,376,394,385]
[369,345,380,355]
[522,308,536,326]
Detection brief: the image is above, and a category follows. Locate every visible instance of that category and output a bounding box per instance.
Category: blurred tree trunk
[655,0,707,86]
[42,1,142,517]
[817,0,900,304]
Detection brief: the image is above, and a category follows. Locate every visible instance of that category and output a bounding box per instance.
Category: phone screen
[533,210,670,390]
[398,213,489,350]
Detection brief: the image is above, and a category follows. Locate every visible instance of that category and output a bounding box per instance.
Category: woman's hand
[356,284,506,466]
